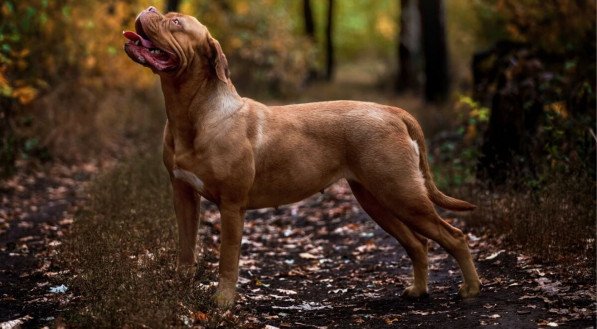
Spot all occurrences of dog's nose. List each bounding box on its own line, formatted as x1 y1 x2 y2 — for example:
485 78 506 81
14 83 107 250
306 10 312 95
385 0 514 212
147 6 157 13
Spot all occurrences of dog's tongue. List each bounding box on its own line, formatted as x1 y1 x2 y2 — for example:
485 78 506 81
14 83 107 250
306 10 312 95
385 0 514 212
123 31 155 48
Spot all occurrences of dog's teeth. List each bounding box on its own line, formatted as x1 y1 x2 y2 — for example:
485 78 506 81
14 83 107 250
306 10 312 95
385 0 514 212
135 40 140 46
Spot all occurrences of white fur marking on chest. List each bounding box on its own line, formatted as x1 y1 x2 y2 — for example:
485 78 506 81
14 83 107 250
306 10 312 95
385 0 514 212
203 85 243 125
173 168 205 193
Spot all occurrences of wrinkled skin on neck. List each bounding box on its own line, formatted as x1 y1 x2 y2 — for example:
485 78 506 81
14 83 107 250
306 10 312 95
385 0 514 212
123 7 240 140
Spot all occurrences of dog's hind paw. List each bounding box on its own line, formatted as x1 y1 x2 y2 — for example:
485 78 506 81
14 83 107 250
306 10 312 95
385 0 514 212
458 282 480 298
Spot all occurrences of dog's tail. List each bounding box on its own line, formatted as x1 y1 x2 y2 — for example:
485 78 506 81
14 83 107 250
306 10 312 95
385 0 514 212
401 113 476 211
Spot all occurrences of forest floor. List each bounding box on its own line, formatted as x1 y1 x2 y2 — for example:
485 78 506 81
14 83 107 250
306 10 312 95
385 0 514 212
0 169 594 328
0 64 595 328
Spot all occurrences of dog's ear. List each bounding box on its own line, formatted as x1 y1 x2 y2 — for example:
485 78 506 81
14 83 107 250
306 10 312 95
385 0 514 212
207 36 230 83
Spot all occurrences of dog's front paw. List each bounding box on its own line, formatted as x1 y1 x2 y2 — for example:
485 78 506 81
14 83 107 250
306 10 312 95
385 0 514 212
458 282 480 298
402 285 429 299
212 288 236 309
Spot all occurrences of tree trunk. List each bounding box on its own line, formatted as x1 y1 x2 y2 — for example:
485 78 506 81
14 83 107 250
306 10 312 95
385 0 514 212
419 0 449 102
476 48 545 183
325 0 335 81
303 0 319 82
166 0 180 12
396 0 421 92
303 0 315 40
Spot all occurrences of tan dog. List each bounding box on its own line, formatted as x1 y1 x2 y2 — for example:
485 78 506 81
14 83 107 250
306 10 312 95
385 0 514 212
124 7 481 308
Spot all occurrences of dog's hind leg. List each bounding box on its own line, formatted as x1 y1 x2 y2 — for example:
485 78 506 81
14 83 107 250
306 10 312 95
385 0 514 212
350 160 480 297
349 181 429 298
382 190 481 298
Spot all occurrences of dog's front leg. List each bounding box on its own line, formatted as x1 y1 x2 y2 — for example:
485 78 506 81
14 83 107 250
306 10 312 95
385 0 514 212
213 204 245 308
171 179 200 274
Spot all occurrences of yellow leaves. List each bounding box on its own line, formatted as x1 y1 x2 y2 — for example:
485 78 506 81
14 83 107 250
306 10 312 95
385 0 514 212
192 310 208 322
0 66 11 96
465 124 478 143
12 85 38 105
1 2 14 16
229 37 243 51
0 63 39 104
234 1 250 16
384 316 401 325
13 48 30 59
376 15 395 41
545 101 568 119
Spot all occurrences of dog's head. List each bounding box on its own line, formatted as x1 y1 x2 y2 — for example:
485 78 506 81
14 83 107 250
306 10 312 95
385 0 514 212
123 7 229 82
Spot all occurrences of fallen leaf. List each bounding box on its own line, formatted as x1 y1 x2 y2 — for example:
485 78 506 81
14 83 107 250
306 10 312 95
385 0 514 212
49 284 68 293
384 317 400 324
485 250 505 260
276 289 298 295
193 311 208 322
299 252 318 259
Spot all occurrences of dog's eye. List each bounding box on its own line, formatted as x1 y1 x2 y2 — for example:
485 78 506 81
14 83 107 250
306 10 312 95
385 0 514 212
172 18 181 26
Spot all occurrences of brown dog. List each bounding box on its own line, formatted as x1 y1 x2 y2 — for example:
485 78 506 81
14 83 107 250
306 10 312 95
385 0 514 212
124 7 481 308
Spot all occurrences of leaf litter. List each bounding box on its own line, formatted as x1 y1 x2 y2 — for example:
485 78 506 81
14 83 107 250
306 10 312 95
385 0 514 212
2 162 595 328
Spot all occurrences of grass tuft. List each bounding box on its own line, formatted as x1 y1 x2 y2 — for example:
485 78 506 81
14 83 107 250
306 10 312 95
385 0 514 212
465 172 596 278
61 153 239 328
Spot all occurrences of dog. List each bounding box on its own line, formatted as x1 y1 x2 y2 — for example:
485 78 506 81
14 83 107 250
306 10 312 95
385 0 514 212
123 7 481 308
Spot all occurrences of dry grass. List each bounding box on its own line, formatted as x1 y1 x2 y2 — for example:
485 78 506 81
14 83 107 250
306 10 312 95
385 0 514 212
23 83 166 164
463 173 596 278
61 153 239 328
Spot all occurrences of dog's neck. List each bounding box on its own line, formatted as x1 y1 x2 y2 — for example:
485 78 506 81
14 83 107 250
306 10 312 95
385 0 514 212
160 75 243 141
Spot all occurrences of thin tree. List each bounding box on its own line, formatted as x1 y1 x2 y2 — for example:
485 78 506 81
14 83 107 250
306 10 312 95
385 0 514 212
303 0 316 40
419 0 449 102
303 0 319 81
396 0 421 91
325 0 335 81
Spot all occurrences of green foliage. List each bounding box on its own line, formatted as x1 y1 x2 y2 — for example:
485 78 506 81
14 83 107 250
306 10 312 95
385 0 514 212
0 0 163 176
195 0 315 96
313 0 397 61
462 0 596 186
0 0 50 176
432 95 490 189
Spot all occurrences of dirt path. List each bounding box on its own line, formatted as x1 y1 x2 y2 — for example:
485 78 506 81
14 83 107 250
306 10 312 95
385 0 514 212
196 182 595 328
0 162 95 327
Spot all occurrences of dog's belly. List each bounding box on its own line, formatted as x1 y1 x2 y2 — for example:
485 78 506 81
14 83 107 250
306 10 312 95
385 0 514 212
245 168 347 209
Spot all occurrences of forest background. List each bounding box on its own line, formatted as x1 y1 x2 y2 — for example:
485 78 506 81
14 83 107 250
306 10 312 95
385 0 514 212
0 0 594 327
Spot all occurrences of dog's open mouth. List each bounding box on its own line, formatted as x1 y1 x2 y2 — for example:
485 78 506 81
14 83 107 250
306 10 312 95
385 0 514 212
123 19 178 71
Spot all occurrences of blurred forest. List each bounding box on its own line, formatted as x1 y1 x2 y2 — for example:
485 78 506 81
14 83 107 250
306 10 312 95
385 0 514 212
0 0 595 327
1 0 595 255
1 0 595 257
